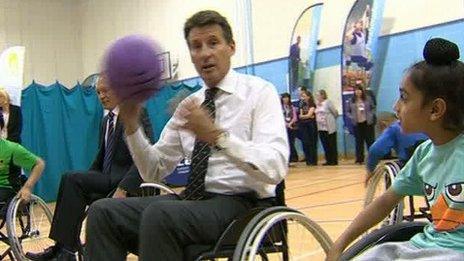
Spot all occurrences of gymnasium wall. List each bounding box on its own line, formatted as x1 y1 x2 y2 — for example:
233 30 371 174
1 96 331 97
0 0 82 88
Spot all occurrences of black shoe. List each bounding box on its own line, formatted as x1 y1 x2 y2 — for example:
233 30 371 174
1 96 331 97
26 245 59 261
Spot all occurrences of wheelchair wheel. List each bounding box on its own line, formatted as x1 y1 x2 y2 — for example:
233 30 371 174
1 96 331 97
233 207 333 261
6 195 54 260
364 161 403 228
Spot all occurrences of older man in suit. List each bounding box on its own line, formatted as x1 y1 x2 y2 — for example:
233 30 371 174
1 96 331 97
26 75 154 261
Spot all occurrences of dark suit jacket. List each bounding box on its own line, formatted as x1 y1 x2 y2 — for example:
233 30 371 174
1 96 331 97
6 104 22 143
89 108 153 193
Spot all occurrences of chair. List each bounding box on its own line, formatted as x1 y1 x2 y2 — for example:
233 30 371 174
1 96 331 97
140 182 334 261
0 175 54 260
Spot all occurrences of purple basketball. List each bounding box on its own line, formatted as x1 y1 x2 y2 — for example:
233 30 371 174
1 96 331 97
103 35 163 102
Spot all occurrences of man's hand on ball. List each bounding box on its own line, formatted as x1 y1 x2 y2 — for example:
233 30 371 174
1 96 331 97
119 99 143 135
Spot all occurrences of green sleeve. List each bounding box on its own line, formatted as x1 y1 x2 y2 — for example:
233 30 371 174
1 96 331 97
392 143 424 196
12 143 38 171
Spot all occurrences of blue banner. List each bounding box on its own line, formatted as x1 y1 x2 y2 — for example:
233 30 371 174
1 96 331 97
341 0 385 134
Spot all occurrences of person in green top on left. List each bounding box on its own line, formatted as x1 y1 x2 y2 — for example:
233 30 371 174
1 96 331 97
0 113 45 203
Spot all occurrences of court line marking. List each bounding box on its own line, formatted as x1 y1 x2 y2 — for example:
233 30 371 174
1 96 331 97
295 198 363 210
286 182 362 201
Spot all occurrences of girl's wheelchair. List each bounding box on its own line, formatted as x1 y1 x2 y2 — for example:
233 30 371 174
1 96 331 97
0 179 54 260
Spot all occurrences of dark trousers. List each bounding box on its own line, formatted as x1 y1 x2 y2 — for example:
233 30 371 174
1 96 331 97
299 120 318 165
0 187 15 215
319 131 338 165
85 194 256 261
354 121 375 163
287 128 298 162
290 60 299 89
49 171 115 251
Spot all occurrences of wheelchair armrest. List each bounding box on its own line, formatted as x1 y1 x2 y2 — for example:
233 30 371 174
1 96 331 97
139 182 179 197
341 221 427 260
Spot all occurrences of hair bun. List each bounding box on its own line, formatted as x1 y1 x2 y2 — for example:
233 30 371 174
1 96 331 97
423 38 460 65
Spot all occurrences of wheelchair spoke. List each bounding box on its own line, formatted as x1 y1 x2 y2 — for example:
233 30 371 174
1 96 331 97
239 211 332 261
7 195 55 260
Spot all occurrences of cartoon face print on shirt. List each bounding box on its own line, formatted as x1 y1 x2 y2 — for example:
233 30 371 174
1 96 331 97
426 181 464 231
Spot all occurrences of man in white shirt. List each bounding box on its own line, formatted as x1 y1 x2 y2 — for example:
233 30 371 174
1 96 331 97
85 10 288 261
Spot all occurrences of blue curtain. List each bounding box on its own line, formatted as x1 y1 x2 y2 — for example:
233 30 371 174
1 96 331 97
20 81 200 202
21 82 103 202
146 83 201 141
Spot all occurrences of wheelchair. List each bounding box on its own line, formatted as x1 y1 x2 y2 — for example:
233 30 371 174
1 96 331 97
0 190 54 260
340 221 427 260
364 160 431 228
140 182 334 261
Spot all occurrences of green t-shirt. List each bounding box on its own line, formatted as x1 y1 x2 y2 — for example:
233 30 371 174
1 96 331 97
0 139 38 188
392 133 464 252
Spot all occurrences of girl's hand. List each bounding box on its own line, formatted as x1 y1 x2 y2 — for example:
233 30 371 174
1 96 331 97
18 186 32 202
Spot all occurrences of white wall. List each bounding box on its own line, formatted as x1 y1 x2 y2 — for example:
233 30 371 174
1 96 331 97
317 0 464 50
381 0 464 36
251 0 318 62
80 0 242 81
0 0 82 87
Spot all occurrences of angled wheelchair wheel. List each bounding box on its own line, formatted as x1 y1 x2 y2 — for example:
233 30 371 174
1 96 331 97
6 195 54 260
233 206 333 261
364 161 403 228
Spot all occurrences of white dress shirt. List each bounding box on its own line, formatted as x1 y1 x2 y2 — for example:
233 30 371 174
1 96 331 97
126 69 289 198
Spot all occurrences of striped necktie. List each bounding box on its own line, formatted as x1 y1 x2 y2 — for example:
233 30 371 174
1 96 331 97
103 111 115 175
182 88 219 200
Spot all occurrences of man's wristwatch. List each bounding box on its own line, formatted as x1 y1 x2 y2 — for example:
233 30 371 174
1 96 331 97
215 131 229 150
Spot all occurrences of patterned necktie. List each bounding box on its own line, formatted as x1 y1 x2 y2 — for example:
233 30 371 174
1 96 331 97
103 111 115 175
182 88 219 200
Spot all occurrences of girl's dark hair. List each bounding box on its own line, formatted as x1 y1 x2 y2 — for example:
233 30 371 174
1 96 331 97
280 92 291 104
184 10 234 45
301 90 316 107
408 38 464 132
